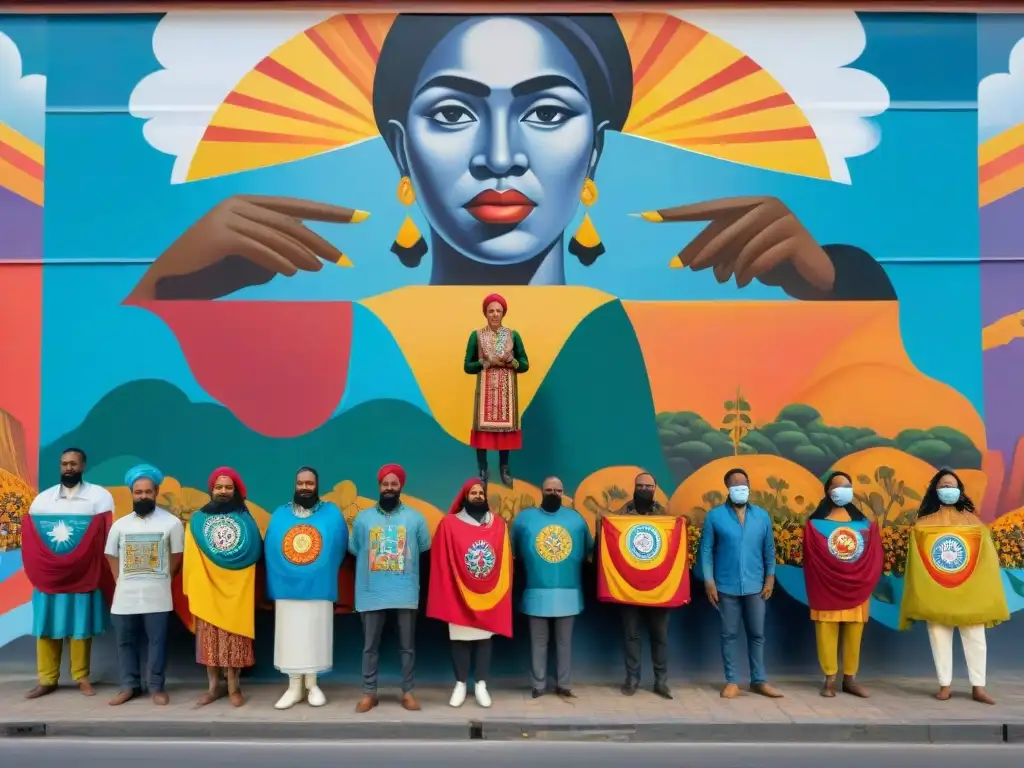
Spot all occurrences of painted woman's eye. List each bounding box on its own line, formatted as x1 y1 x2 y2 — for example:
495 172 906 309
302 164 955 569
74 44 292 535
428 105 476 126
522 105 575 126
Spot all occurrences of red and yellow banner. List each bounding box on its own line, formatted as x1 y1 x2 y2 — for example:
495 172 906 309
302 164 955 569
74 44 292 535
427 514 512 637
915 526 982 589
597 515 690 607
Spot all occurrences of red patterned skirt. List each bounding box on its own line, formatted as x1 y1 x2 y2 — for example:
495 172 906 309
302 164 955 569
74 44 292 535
471 366 521 450
195 618 255 668
470 430 522 450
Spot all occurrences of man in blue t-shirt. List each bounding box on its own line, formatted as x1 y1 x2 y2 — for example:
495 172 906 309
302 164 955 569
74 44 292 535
511 476 593 698
349 463 430 713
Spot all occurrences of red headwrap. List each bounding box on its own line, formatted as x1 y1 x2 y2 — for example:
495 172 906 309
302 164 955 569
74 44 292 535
208 466 247 498
447 478 486 516
482 293 507 315
377 463 407 487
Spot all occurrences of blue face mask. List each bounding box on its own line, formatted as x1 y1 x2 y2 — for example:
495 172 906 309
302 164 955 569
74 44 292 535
728 485 750 505
829 486 854 507
936 487 961 506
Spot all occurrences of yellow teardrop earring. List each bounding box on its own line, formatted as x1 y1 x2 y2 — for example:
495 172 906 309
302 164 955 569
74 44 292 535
391 176 428 268
568 178 604 266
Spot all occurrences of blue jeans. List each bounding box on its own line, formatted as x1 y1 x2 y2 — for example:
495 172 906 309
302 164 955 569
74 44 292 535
112 611 171 693
718 593 767 685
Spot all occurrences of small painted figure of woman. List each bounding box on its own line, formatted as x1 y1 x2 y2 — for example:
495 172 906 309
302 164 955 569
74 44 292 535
464 293 529 486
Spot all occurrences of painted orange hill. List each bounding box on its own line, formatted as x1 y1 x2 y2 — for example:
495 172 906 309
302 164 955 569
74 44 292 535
624 301 985 449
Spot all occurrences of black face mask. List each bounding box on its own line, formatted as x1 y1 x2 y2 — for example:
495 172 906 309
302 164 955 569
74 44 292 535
378 492 400 512
633 489 655 510
293 490 319 509
61 472 82 488
463 500 489 522
133 498 157 517
540 493 562 512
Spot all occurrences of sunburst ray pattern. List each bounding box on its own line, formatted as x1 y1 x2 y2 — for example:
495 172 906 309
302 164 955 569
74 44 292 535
187 13 395 182
979 123 1024 208
0 121 43 205
617 13 829 180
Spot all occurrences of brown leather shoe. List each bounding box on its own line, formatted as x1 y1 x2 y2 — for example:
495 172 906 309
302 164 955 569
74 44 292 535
78 680 96 697
108 689 135 706
152 691 170 706
751 682 784 698
935 685 952 701
842 676 869 698
720 683 740 699
820 675 836 698
25 684 58 699
355 694 378 713
401 692 421 711
972 686 996 705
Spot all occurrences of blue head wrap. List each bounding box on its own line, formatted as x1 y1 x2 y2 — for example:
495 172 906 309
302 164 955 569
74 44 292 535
125 463 164 491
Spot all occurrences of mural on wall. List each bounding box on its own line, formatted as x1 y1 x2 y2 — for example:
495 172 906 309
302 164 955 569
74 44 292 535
0 10 1015 649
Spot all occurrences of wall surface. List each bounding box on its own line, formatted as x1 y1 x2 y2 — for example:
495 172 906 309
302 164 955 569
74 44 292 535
1 7 1024 684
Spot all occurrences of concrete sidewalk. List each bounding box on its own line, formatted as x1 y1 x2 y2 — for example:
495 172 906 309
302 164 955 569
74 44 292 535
1 677 1023 743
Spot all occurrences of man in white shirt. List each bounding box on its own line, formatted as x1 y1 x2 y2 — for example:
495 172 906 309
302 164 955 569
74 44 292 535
104 463 184 705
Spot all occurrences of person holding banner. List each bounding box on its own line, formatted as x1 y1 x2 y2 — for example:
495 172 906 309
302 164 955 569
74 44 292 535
23 448 115 699
598 472 689 700
183 467 264 707
802 471 883 698
700 468 783 699
428 479 513 709
899 469 1007 705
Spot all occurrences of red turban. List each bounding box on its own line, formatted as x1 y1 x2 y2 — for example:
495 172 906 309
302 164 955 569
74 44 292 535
208 466 247 498
447 478 486 516
377 463 407 487
482 293 507 315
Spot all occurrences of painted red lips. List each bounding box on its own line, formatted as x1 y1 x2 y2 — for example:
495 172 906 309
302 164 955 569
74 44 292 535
464 189 537 225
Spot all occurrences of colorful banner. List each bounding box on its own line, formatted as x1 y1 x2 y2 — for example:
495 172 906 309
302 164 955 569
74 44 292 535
802 519 883 611
427 514 512 637
597 515 690 607
21 511 114 601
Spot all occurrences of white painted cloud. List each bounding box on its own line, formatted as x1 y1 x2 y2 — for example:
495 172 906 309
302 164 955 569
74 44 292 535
675 9 889 184
129 11 333 184
0 31 45 146
979 37 1024 145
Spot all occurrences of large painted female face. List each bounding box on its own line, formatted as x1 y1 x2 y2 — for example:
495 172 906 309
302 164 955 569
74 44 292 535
399 17 597 265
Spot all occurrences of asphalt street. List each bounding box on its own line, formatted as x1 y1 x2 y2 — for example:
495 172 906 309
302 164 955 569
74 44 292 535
2 739 1023 767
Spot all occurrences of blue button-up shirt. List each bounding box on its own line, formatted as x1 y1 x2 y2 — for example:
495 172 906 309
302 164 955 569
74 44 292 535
699 503 775 597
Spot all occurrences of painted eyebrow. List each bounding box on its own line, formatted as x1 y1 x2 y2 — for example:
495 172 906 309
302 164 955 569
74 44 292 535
416 75 490 98
512 75 584 98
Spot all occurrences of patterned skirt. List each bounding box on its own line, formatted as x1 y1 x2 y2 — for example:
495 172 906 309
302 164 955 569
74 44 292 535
195 617 255 668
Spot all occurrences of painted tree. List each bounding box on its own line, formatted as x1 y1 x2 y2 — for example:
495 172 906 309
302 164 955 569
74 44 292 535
721 387 753 455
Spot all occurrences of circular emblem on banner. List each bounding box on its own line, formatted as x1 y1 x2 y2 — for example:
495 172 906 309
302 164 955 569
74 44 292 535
827 526 865 563
464 539 497 579
930 534 969 574
203 515 243 554
627 523 662 562
282 524 323 566
535 524 572 564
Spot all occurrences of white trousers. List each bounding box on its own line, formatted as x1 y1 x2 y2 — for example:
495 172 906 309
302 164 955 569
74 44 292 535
926 622 986 687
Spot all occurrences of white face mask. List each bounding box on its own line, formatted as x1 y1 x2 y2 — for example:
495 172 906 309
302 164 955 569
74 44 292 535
728 485 749 505
829 486 854 506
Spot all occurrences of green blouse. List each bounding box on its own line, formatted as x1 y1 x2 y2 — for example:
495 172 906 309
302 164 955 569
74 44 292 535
463 329 530 375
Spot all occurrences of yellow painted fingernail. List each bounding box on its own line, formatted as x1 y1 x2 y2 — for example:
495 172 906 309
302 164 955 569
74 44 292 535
629 211 664 222
334 254 354 267
668 255 684 268
350 210 371 223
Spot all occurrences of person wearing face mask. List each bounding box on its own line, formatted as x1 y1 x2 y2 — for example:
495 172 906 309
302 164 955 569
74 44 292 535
349 463 431 713
22 448 115 700
899 469 1008 705
802 472 883 698
428 479 512 708
699 468 782 699
511 476 592 698
103 463 184 706
183 467 264 707
264 466 348 710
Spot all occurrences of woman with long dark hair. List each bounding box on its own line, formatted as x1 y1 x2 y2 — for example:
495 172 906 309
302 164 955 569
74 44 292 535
802 472 882 698
899 469 1008 704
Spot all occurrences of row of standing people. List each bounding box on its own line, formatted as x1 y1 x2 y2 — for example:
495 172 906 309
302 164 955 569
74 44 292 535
20 451 1008 708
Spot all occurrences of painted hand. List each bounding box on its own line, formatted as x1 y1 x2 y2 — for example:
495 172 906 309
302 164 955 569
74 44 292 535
635 196 836 295
127 195 369 301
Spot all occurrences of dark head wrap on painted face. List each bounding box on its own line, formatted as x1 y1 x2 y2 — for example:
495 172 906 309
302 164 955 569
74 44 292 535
808 471 867 521
293 465 320 509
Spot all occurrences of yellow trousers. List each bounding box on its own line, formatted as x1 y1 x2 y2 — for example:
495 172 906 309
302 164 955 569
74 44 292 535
814 621 864 677
37 637 92 685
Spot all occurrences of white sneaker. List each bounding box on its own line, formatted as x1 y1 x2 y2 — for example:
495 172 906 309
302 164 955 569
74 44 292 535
304 674 327 707
449 681 467 708
474 681 492 708
274 676 304 710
